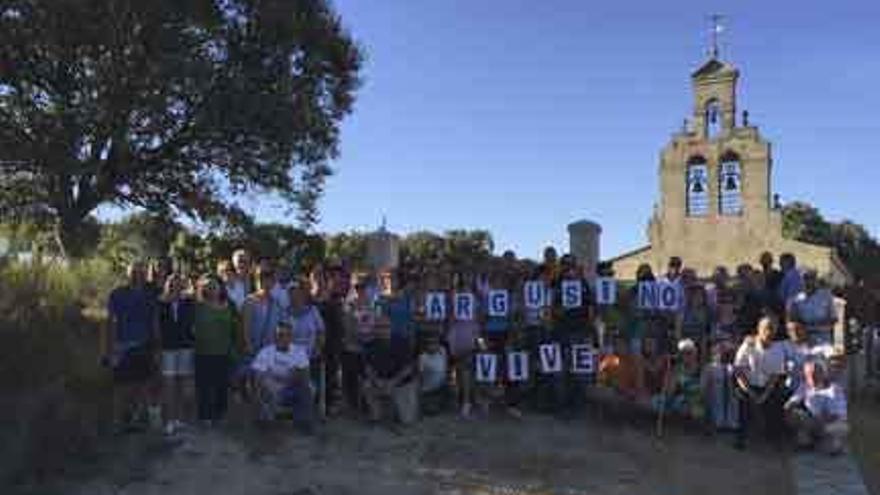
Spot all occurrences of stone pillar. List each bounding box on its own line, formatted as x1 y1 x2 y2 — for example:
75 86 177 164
568 220 602 281
366 228 400 272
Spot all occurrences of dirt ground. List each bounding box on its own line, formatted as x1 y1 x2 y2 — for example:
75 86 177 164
25 408 796 495
851 394 880 495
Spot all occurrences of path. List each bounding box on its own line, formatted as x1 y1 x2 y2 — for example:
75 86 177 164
793 451 871 495
53 415 796 495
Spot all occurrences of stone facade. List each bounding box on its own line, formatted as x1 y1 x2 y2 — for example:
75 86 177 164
568 220 601 282
609 57 852 285
366 226 400 272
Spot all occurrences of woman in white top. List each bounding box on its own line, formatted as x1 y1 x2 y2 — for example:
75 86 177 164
734 316 787 449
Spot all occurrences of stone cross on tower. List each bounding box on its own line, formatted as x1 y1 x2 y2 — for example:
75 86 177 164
709 14 724 59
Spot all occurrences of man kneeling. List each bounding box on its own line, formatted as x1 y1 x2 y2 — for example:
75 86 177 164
784 359 848 455
362 324 418 425
252 321 313 429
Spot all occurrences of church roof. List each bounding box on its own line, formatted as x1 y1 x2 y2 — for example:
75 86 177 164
605 244 652 264
691 58 738 79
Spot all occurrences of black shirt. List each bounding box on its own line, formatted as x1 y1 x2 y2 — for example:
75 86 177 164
364 338 415 382
158 298 196 350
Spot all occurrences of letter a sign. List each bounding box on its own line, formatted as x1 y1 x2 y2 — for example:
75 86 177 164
425 292 446 321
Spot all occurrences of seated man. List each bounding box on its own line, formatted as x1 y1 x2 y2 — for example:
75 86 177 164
362 324 418 425
418 333 450 416
251 321 313 428
784 359 848 454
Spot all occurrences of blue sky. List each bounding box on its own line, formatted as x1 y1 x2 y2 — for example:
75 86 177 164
259 0 880 260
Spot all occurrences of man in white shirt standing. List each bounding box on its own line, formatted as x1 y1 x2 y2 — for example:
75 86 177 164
252 321 312 428
787 270 837 347
734 316 787 449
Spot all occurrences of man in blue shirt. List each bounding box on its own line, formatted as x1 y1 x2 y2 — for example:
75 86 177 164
102 261 160 431
778 253 804 310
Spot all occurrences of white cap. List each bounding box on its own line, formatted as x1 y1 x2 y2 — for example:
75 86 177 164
677 338 697 353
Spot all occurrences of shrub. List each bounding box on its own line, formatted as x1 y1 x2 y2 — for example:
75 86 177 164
0 259 119 485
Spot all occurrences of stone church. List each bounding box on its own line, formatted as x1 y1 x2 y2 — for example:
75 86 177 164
609 54 852 285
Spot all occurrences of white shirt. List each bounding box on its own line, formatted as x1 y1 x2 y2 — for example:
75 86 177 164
789 289 835 332
288 305 325 356
271 283 291 313
251 344 309 380
735 337 786 387
789 383 847 421
226 279 248 310
419 349 448 392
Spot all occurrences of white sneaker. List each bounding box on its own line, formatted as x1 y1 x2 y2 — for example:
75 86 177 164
460 403 472 419
164 421 177 437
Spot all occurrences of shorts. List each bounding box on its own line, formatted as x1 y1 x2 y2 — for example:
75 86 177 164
161 348 195 377
113 346 155 384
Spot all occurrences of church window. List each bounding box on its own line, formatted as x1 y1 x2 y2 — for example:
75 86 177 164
705 99 722 139
719 152 742 215
686 156 709 217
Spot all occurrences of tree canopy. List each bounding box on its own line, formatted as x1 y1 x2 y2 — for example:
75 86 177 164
324 229 497 274
782 201 880 284
0 0 362 257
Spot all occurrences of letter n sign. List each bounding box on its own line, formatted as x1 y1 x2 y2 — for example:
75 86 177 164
637 281 658 310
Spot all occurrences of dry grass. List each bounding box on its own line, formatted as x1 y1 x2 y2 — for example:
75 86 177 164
0 260 117 488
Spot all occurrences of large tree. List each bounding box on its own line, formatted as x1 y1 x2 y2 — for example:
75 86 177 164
0 0 362 257
782 201 880 284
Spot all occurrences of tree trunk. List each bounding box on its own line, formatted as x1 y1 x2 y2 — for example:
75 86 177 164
55 215 92 260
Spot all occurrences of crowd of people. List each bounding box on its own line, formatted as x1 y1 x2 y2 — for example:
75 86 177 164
100 246 851 455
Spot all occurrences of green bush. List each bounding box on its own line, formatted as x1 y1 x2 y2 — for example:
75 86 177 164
0 259 119 485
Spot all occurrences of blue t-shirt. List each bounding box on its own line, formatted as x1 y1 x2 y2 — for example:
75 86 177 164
108 285 157 346
379 295 413 338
